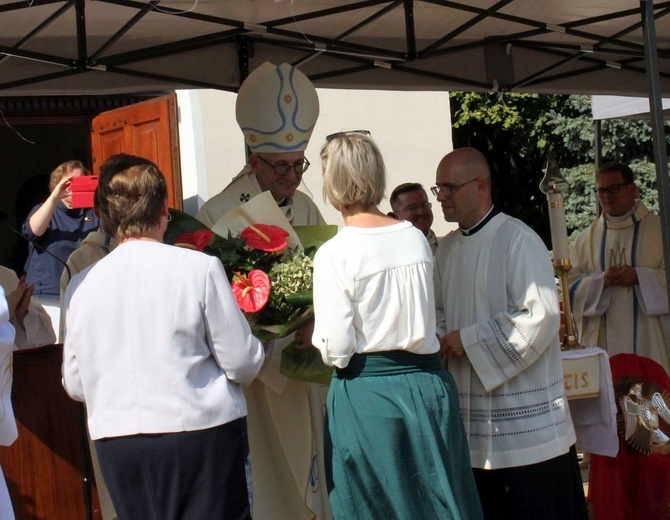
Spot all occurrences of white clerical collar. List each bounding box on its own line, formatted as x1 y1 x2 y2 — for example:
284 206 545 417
461 206 498 236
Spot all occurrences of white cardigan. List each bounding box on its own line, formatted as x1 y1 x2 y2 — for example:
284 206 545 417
62 240 264 440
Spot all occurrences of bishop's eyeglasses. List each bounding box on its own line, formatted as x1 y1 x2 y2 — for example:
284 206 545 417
256 155 310 176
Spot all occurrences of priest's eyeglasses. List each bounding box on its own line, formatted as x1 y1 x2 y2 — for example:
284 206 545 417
594 182 632 197
257 155 310 176
430 178 479 196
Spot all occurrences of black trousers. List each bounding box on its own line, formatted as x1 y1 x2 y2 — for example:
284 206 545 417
95 419 250 520
473 445 588 520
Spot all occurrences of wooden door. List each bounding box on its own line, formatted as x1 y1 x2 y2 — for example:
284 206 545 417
91 94 183 209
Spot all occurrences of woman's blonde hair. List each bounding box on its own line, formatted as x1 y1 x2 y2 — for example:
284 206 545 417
320 132 385 208
49 160 90 192
96 164 167 239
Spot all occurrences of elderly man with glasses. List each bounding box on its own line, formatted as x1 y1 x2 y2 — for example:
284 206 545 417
432 147 586 520
197 62 330 520
389 183 439 254
568 161 670 372
197 62 326 229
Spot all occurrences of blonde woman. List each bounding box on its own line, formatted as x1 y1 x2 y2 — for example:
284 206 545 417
312 132 483 519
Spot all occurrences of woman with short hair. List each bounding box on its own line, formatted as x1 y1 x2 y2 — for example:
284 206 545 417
312 132 483 519
22 160 99 330
62 163 264 520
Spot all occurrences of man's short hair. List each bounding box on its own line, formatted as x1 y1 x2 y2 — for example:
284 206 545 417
390 183 426 211
597 161 634 184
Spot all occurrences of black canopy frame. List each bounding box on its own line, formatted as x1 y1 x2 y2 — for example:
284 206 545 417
0 0 668 298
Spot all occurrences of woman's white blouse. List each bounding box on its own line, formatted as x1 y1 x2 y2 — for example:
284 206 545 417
62 241 264 440
312 221 439 368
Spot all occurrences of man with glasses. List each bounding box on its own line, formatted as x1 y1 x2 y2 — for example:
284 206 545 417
389 183 439 254
432 147 586 520
197 62 330 520
569 161 669 371
197 62 326 229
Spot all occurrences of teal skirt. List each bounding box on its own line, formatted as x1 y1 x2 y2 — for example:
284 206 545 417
325 351 483 520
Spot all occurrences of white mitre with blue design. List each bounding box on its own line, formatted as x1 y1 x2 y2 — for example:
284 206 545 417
235 62 320 153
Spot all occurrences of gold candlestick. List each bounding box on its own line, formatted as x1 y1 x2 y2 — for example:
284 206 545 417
540 159 582 351
553 258 582 350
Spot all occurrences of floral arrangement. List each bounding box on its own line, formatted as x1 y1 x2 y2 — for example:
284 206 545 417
166 210 334 342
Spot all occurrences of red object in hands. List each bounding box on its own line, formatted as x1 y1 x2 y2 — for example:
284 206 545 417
240 224 289 252
70 176 99 209
232 270 271 312
174 229 214 251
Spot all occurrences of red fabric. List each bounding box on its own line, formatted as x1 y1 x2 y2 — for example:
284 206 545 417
588 353 670 520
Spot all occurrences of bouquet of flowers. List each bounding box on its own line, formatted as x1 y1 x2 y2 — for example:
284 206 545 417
164 205 337 344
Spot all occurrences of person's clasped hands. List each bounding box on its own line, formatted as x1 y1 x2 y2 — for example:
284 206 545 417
604 264 638 288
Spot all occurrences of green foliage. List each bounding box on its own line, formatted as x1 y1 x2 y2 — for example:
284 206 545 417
545 97 665 165
450 92 576 245
450 92 667 248
210 232 280 281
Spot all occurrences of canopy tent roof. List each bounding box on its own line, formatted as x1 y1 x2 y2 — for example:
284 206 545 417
592 95 670 119
0 0 669 96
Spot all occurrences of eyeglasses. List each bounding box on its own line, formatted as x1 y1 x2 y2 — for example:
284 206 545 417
430 178 479 196
396 202 432 213
594 182 633 197
325 130 371 142
256 155 310 176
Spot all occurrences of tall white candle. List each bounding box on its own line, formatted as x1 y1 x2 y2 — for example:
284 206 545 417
547 192 569 260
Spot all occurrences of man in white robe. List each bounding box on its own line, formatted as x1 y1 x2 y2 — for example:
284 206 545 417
433 148 586 520
197 62 330 520
196 61 326 231
569 161 670 372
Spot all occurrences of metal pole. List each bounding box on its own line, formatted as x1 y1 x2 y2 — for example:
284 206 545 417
641 0 670 311
594 118 603 216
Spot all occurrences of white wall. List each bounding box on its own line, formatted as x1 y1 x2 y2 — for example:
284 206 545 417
177 88 456 237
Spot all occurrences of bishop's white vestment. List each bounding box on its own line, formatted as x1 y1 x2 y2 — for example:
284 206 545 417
196 167 326 229
198 167 330 520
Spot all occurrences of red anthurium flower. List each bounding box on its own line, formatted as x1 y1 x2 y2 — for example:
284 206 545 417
240 224 289 252
232 270 271 313
174 229 214 251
